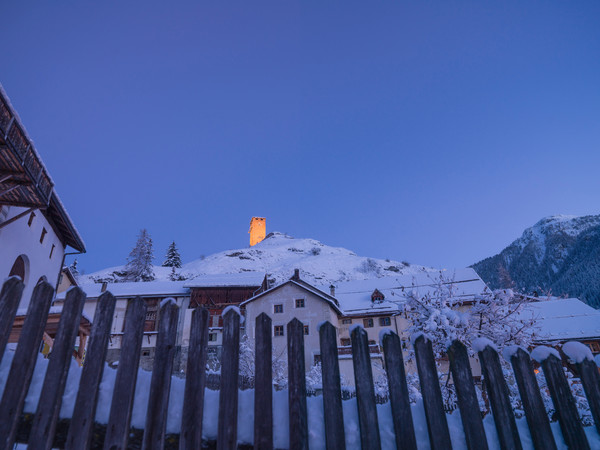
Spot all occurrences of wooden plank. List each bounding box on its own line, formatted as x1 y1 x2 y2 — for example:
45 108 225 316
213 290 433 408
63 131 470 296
381 331 416 450
0 277 23 361
0 280 54 450
413 335 451 450
478 345 522 450
254 313 273 450
577 358 600 436
508 348 556 450
319 321 346 450
65 291 117 450
217 308 241 450
447 340 488 450
351 325 381 450
142 299 179 449
29 287 86 450
180 307 210 450
540 354 590 449
288 318 308 450
103 297 147 450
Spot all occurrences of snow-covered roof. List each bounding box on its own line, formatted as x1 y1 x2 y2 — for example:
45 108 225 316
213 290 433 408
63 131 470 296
327 268 487 315
55 281 190 300
183 272 266 288
517 298 600 342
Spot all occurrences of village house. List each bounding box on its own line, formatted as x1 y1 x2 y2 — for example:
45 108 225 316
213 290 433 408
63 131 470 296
0 84 86 308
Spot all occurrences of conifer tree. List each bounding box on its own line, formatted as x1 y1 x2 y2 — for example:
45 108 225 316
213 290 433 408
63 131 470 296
162 241 182 268
125 229 155 281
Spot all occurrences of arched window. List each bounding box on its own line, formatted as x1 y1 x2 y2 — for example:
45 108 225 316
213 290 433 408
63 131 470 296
9 255 29 285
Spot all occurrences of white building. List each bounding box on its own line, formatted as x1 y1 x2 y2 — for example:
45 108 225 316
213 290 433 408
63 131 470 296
0 84 85 306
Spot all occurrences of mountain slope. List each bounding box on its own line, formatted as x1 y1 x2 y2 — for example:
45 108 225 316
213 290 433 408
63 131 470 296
472 215 600 307
85 232 432 286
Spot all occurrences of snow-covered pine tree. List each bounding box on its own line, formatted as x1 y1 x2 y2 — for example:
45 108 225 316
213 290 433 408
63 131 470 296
124 229 155 282
162 241 182 268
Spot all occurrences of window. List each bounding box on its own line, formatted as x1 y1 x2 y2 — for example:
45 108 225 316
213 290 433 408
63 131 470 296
274 304 283 314
589 342 600 353
295 299 305 308
144 299 159 332
142 350 151 357
341 318 352 324
340 338 351 346
363 318 374 328
274 325 284 336
8 255 27 283
28 212 35 227
209 333 217 342
379 317 391 326
49 244 55 259
303 325 309 335
40 227 47 244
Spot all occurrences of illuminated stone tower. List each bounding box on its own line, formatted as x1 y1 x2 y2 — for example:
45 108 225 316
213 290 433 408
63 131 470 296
249 217 266 246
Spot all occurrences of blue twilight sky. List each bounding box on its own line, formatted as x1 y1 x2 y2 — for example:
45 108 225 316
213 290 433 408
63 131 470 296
1 2 599 273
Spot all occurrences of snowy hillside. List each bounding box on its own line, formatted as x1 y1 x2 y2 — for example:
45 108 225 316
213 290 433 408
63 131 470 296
472 214 600 307
84 232 432 286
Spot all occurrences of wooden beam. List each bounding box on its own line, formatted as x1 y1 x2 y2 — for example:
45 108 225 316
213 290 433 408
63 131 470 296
0 207 36 231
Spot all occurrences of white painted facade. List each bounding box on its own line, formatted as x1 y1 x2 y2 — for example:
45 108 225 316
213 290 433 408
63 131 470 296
0 206 65 307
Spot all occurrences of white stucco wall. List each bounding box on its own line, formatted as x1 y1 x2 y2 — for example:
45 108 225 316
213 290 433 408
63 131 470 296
244 283 340 370
0 206 65 308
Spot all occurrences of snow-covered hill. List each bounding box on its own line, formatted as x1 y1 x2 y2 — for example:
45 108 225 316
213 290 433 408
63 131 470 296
84 232 432 286
472 214 600 308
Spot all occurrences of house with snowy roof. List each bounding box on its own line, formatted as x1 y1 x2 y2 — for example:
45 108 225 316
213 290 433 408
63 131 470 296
0 84 85 307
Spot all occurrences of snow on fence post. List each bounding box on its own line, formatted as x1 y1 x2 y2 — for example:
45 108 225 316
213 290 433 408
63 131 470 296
180 307 210 450
288 318 308 450
104 297 147 450
536 351 590 449
447 340 488 450
506 348 557 450
218 307 241 450
0 277 23 360
381 331 416 450
66 291 117 450
319 321 346 450
0 280 54 450
254 312 273 450
142 299 179 449
412 334 451 450
29 286 86 450
477 344 522 450
351 325 381 450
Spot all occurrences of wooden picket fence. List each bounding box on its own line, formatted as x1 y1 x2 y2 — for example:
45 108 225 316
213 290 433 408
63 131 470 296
0 277 600 449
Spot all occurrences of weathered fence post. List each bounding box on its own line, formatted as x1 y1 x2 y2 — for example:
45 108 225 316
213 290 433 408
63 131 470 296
577 358 600 436
254 313 273 450
288 318 308 450
142 299 179 450
0 280 54 450
447 340 488 450
103 297 147 450
66 291 117 450
29 287 86 450
536 351 590 450
477 343 522 450
413 334 451 450
320 321 346 450
381 331 416 450
217 307 241 450
506 348 556 450
351 325 381 450
180 307 210 450
0 277 24 361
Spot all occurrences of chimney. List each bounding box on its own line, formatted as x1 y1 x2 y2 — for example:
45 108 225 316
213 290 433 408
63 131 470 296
291 269 300 281
330 284 335 297
101 281 108 293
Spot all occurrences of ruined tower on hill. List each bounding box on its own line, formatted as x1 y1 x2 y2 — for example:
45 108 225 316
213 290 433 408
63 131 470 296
249 217 266 246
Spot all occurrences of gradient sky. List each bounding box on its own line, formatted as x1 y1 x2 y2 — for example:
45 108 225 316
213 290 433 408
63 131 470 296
2 2 599 273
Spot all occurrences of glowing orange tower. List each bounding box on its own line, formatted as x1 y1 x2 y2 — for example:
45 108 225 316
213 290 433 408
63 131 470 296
249 217 266 246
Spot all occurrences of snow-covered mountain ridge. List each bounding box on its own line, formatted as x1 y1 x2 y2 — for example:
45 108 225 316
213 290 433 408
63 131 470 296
85 232 434 286
472 214 600 308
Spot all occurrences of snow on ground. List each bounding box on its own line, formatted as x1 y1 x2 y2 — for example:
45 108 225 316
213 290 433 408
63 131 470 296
83 232 434 287
1 349 599 448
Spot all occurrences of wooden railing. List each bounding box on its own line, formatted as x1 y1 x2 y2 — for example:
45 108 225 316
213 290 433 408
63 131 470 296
0 277 599 449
